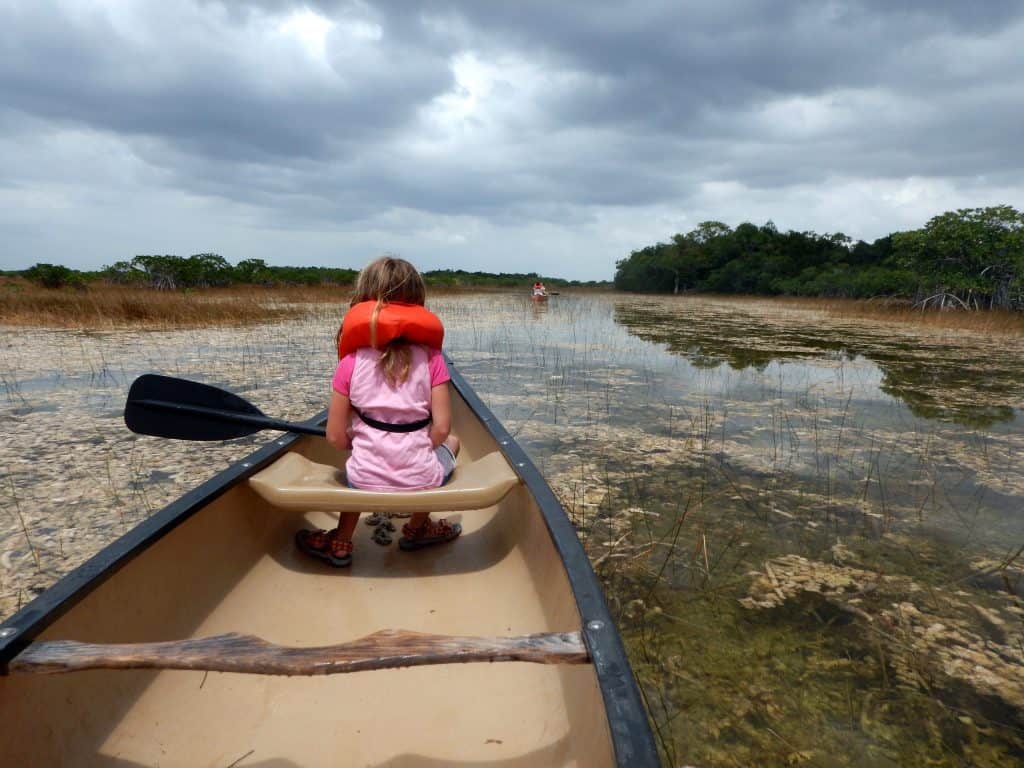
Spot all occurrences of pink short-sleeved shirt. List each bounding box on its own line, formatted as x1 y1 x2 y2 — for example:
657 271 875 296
332 347 450 491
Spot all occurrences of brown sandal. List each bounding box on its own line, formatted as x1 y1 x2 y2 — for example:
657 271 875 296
399 518 462 551
295 528 354 567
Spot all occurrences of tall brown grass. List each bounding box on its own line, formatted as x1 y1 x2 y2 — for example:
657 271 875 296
0 278 553 328
753 295 1024 335
0 279 351 328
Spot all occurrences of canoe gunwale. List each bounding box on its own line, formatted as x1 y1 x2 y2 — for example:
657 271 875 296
0 358 660 766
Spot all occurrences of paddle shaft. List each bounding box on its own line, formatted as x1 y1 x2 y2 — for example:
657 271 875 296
133 398 326 437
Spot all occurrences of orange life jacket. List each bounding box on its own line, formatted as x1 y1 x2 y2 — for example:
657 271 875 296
337 301 444 359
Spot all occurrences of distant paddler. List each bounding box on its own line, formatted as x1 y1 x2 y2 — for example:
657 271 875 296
531 280 549 301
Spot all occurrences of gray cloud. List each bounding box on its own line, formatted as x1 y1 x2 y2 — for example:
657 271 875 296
1 0 1022 279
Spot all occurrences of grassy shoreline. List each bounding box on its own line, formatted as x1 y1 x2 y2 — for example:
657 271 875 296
0 279 321 328
774 295 1024 333
3 278 1022 334
0 280 566 329
626 291 1024 334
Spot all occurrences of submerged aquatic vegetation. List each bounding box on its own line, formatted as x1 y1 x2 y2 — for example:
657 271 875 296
456 294 1024 766
1 291 1023 766
742 554 1024 709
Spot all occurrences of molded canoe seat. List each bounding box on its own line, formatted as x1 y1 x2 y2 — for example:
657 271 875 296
248 451 520 513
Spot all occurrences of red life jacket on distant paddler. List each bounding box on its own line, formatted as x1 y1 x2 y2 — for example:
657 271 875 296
337 301 444 359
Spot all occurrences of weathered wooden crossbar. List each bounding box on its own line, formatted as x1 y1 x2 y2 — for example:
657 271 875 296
9 630 590 676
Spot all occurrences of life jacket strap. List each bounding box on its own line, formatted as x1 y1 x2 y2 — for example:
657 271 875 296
354 409 431 433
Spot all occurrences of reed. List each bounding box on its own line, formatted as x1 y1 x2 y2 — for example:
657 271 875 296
6 476 40 570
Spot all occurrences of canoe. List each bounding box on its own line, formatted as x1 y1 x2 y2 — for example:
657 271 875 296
0 361 658 767
531 293 549 302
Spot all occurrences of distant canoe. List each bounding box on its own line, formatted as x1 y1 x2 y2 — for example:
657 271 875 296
0 360 658 767
531 293 549 301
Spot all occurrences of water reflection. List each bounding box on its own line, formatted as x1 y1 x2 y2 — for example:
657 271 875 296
439 293 1024 766
613 300 1022 428
530 298 550 320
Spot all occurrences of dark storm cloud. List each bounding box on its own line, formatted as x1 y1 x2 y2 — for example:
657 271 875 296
0 2 450 162
407 0 1024 171
2 0 1023 276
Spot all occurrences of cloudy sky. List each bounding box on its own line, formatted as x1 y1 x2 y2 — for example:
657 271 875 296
2 1 1022 280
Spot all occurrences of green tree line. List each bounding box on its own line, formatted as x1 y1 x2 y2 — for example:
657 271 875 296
421 269 580 288
12 255 358 290
614 205 1024 310
13 255 595 291
102 254 359 289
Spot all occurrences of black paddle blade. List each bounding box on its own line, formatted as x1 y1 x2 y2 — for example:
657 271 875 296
125 374 268 441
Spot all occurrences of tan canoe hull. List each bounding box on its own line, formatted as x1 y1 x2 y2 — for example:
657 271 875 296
0 381 640 766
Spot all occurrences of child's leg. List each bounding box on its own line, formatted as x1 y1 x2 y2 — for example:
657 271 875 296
332 512 360 543
407 511 430 530
406 435 462 531
445 435 460 457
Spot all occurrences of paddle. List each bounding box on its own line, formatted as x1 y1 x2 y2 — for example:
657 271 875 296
125 374 326 441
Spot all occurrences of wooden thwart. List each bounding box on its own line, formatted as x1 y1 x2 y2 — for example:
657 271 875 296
10 629 590 676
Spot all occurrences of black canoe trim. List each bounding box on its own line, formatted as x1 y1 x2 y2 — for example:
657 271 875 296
0 360 659 766
445 358 660 767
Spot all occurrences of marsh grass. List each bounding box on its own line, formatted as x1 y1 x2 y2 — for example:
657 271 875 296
768 295 1024 334
0 279 560 329
0 280 350 328
5 476 39 570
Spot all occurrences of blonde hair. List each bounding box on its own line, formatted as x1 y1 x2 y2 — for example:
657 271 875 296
338 256 427 387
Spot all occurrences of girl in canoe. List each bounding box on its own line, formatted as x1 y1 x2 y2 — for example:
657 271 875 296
296 256 462 567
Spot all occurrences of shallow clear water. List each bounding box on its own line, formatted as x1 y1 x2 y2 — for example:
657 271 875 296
2 293 1023 766
444 294 1024 767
